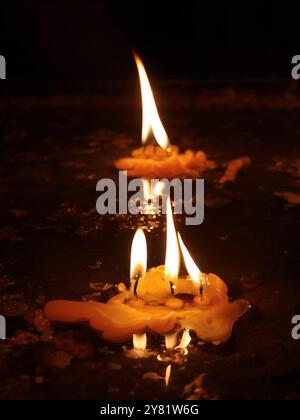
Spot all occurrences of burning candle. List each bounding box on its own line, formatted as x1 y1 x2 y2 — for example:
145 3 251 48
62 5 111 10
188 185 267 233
178 232 229 306
164 199 184 310
44 201 249 346
114 53 216 178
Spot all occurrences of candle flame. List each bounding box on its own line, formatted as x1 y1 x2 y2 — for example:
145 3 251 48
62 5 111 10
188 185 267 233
165 364 172 387
133 333 147 350
134 53 170 150
130 228 147 279
176 329 192 352
178 233 202 285
165 198 180 283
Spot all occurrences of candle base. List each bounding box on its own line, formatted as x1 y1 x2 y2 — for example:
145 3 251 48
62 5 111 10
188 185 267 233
114 145 216 178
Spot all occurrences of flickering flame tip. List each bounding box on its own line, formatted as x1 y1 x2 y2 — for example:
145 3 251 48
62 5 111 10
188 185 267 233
178 233 202 285
130 228 147 280
133 52 170 150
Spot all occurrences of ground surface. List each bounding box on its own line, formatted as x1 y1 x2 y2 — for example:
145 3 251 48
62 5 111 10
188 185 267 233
0 81 300 400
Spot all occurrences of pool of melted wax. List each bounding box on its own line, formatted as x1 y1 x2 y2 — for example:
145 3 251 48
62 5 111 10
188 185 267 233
0 88 300 400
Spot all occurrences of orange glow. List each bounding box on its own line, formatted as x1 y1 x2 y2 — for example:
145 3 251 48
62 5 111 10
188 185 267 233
133 53 170 149
133 333 147 350
165 198 180 283
130 228 147 279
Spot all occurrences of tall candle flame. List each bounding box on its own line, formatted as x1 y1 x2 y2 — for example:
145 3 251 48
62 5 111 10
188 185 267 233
178 233 201 285
134 53 170 150
130 228 147 279
165 198 180 283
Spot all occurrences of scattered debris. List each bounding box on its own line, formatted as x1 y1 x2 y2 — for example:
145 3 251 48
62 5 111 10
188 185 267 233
113 213 162 232
25 309 52 334
108 362 122 371
11 330 39 346
143 371 164 382
0 275 15 291
0 226 23 242
35 295 46 307
1 299 29 317
275 191 300 207
54 332 94 359
219 156 252 186
142 365 172 388
270 159 300 179
34 204 105 238
183 373 217 400
240 272 264 291
157 348 188 365
48 350 72 369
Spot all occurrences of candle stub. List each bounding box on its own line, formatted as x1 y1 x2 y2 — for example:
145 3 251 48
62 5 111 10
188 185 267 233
115 145 217 179
44 266 249 345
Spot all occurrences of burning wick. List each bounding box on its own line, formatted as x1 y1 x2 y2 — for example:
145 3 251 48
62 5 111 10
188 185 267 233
130 228 147 302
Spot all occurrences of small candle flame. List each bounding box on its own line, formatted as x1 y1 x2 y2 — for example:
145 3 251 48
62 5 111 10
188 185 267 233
133 333 147 350
176 329 192 351
178 233 202 286
130 228 147 280
165 364 172 387
133 52 170 149
165 198 180 283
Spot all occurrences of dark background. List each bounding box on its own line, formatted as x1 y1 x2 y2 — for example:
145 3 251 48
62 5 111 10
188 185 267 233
0 0 299 88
